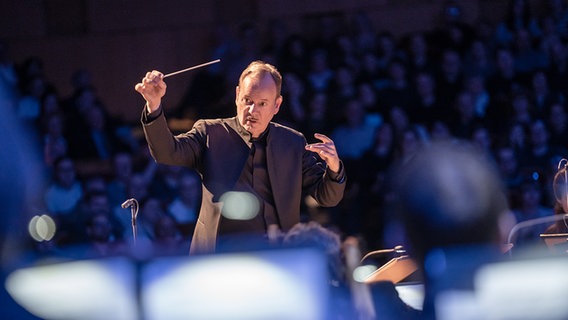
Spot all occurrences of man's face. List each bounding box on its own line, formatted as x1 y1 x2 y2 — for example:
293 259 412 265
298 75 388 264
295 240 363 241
235 73 282 138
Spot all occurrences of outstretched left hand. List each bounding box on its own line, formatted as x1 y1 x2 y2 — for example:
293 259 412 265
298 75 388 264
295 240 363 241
305 133 341 173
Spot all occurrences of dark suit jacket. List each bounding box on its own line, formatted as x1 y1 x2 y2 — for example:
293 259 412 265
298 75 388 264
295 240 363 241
142 111 345 253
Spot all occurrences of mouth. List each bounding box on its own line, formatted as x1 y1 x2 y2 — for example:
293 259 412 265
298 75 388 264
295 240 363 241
245 116 258 125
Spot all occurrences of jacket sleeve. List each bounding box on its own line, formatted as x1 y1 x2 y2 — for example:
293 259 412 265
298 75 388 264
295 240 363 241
141 108 205 168
302 143 346 207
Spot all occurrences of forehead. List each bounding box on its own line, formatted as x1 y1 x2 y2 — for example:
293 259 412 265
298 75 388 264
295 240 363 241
239 73 278 98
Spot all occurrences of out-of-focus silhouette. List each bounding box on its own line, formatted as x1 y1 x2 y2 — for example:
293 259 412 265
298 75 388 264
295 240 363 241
388 141 510 319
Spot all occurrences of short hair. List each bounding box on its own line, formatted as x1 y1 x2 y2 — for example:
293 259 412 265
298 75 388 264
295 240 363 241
283 221 341 256
390 141 509 262
238 60 283 96
283 221 344 283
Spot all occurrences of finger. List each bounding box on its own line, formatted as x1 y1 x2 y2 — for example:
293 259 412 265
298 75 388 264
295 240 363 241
306 144 325 157
142 77 166 91
307 142 334 153
150 70 164 83
151 70 164 78
314 133 332 143
142 77 153 85
306 143 323 149
142 71 162 85
306 145 328 159
309 141 336 152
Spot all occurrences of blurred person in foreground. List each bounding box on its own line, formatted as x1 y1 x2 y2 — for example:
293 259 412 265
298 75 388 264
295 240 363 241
387 140 512 319
282 221 356 319
135 60 346 254
0 76 44 319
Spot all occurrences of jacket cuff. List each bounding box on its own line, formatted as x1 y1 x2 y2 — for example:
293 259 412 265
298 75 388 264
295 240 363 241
141 105 163 124
328 161 346 183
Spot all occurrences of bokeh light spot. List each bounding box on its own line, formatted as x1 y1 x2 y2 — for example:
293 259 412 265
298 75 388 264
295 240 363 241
220 191 260 220
28 215 56 242
353 265 378 283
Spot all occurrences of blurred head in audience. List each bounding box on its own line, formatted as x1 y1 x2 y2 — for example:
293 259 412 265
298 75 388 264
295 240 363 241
283 221 344 285
389 141 510 263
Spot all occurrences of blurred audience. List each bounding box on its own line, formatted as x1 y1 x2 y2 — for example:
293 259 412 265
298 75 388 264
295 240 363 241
43 156 83 234
3 0 566 273
5 2 568 319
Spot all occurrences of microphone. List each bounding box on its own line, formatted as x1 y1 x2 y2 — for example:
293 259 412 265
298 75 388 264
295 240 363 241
360 245 406 263
121 198 135 209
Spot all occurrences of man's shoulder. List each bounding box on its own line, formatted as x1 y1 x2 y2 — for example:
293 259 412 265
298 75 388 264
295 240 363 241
270 122 305 139
194 117 233 126
192 117 236 132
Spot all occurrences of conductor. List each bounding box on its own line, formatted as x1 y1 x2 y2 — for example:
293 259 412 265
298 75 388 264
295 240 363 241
135 60 346 254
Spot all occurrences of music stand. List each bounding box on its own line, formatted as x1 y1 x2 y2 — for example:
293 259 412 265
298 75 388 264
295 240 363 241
540 233 568 253
5 247 331 320
363 255 418 284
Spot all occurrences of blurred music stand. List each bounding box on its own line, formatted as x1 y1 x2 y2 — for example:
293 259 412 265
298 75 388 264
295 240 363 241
542 158 568 254
540 233 568 253
5 247 331 320
364 255 418 284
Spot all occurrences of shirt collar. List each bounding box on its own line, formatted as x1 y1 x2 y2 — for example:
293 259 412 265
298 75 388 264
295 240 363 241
233 117 269 143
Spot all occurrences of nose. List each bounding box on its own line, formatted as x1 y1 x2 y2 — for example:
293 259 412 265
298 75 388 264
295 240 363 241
248 103 258 113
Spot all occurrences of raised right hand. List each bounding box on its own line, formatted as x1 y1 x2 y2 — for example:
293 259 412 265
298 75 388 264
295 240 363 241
134 70 167 113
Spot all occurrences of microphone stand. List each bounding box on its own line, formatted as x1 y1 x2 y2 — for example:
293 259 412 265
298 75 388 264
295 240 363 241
120 198 143 319
121 198 139 245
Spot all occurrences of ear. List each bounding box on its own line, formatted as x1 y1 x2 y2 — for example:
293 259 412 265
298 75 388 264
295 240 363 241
235 86 240 105
274 95 283 115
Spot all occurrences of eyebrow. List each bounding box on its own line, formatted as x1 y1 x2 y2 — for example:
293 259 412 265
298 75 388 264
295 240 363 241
243 95 270 102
